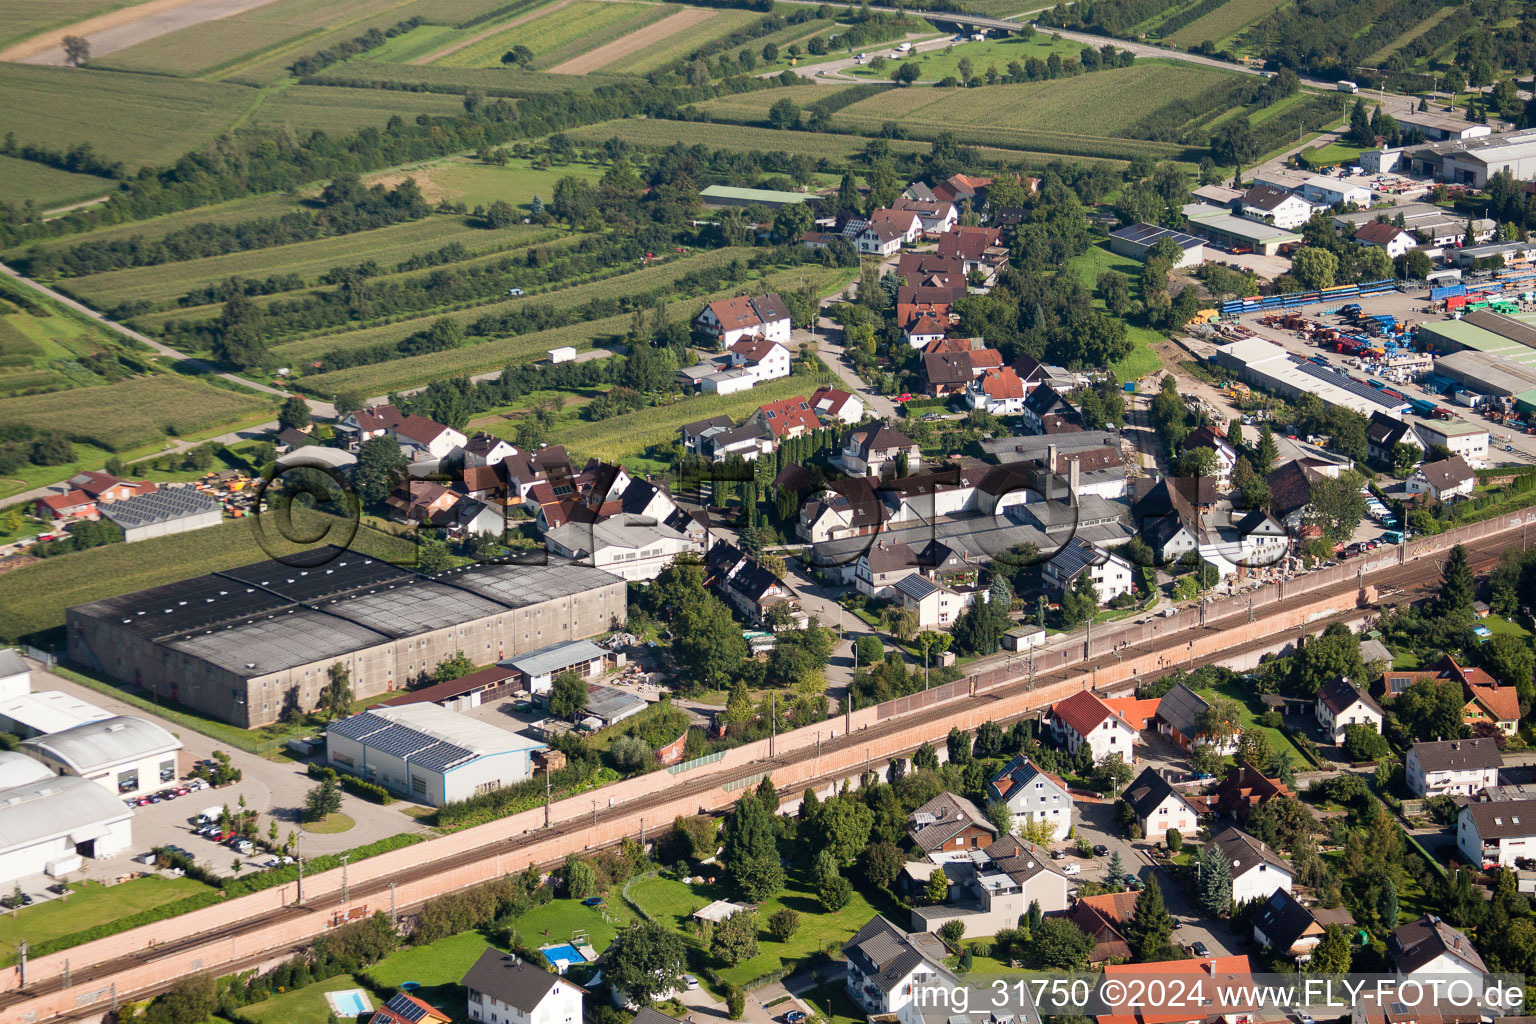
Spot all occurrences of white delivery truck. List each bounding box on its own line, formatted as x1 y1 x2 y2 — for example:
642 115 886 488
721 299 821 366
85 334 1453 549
895 41 912 52
1337 80 1358 93
196 805 223 824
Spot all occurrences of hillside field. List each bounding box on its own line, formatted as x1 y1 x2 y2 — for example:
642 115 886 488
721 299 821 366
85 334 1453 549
0 155 112 209
0 65 250 171
1163 0 1291 49
1 375 275 451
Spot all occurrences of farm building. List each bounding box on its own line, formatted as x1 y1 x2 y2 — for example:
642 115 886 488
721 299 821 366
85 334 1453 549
700 185 819 210
501 639 622 694
0 775 134 887
20 716 183 799
325 703 544 806
100 487 224 542
1183 205 1301 256
66 547 627 728
1212 338 1411 417
0 690 112 739
1108 223 1204 268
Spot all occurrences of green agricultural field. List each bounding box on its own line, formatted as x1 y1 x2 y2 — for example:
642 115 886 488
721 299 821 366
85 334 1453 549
0 65 251 171
244 85 471 133
550 370 834 463
693 82 865 121
302 62 629 93
357 22 464 62
1163 0 1291 49
0 155 113 210
1364 5 1456 64
564 117 1120 169
599 7 764 73
829 64 1231 159
0 512 417 645
211 0 524 85
1 375 275 451
435 1 663 68
840 32 1088 82
0 289 141 396
67 216 545 310
270 246 753 367
0 877 214 963
0 0 147 51
361 155 607 211
4 194 303 267
298 262 854 397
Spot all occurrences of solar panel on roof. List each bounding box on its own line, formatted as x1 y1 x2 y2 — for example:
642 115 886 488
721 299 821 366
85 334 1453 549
386 994 428 1022
411 740 476 772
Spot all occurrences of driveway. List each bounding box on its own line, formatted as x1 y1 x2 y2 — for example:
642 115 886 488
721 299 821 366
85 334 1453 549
806 312 898 420
1073 799 1235 958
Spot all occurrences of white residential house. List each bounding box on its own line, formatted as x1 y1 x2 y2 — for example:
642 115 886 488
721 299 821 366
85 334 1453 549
893 197 959 234
1405 738 1502 798
986 755 1074 842
891 574 974 629
1314 677 1385 744
695 294 792 347
1235 509 1289 567
725 336 792 384
967 367 1029 415
856 221 906 256
1458 798 1536 869
842 422 921 478
1210 826 1293 905
461 947 585 1024
1352 221 1417 259
392 414 468 462
542 515 699 582
1123 767 1201 838
1390 916 1486 982
460 432 519 468
1048 690 1137 765
1406 456 1476 501
1240 185 1317 230
906 834 1072 939
810 386 864 424
1415 420 1489 467
843 916 956 1016
1182 426 1238 488
1042 537 1134 605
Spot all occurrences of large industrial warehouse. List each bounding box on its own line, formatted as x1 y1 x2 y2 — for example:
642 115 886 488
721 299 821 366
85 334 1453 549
66 548 627 728
1419 310 1536 408
1212 338 1411 416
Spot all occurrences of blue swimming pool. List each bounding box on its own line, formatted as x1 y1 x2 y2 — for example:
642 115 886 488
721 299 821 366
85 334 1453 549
541 943 585 967
327 989 371 1016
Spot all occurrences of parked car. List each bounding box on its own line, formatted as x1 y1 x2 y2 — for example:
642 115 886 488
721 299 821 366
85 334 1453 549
785 1012 807 1024
1050 849 1066 860
507 288 524 297
684 975 700 991
1092 844 1109 856
1191 941 1210 957
232 840 255 856
1061 863 1081 875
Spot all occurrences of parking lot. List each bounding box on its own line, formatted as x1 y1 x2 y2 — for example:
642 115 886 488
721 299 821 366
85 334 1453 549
5 663 433 903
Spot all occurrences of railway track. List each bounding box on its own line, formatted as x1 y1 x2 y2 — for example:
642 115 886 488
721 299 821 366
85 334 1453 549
0 529 1518 1022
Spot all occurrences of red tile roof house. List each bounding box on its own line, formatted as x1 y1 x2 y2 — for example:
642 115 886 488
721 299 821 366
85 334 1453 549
747 396 821 438
1353 220 1418 259
391 413 468 462
841 421 921 477
36 472 156 521
810 386 864 424
968 366 1028 414
334 402 407 452
892 196 958 235
694 293 792 348
1050 690 1138 764
938 225 1009 282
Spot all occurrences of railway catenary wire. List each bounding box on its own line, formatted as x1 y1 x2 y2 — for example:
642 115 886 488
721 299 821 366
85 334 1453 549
0 531 1513 1021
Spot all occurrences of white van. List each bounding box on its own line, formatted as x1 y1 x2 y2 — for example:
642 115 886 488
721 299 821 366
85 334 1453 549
895 41 912 52
196 805 223 825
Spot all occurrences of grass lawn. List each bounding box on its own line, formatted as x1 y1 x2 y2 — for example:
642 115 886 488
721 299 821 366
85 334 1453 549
1304 139 1369 168
304 812 355 834
802 980 868 1024
241 972 368 1024
0 877 213 966
626 869 886 988
510 896 635 954
1391 650 1422 669
368 929 496 1018
1069 241 1167 383
1198 680 1306 765
361 156 607 215
1481 613 1531 639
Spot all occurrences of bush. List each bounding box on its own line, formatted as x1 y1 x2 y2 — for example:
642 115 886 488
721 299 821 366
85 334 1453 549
727 986 746 1020
768 907 801 942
